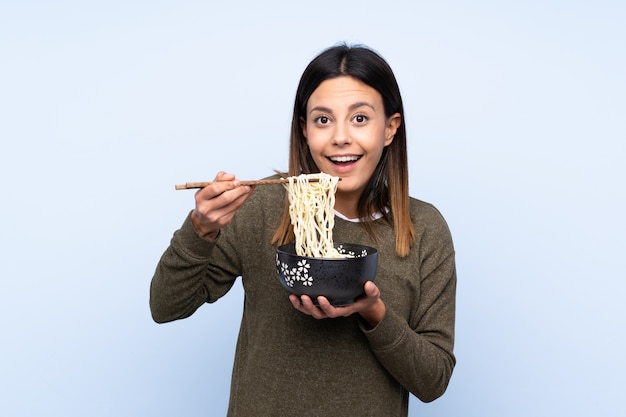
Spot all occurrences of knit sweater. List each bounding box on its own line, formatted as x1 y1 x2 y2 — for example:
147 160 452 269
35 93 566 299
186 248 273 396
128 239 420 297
150 183 456 417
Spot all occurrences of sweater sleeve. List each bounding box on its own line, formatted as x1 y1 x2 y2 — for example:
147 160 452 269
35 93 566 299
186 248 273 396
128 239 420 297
149 212 240 323
361 208 457 403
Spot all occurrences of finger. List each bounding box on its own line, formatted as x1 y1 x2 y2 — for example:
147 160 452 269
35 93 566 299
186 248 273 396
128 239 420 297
318 296 361 318
363 281 380 298
195 175 241 200
350 282 380 311
214 171 235 182
194 192 252 231
289 295 313 313
300 296 328 319
289 294 301 307
195 177 252 217
206 184 253 215
299 295 316 310
316 296 341 317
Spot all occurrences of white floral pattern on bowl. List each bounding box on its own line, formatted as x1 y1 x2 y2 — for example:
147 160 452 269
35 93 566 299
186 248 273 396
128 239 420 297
277 258 312 288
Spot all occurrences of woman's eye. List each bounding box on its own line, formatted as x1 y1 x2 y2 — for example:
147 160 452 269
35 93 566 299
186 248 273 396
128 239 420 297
353 114 368 123
315 116 330 124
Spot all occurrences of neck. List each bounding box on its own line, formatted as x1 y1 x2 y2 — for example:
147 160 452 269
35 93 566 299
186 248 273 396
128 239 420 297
334 192 360 219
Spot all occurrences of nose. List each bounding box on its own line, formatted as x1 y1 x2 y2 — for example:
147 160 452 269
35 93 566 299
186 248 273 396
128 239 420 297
331 123 351 146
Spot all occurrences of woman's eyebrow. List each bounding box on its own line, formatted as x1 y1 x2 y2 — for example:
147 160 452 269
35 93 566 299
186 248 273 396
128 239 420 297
309 106 332 115
349 101 375 111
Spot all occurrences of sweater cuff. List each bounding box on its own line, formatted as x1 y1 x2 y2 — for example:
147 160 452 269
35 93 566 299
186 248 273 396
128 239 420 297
360 307 408 352
173 211 218 259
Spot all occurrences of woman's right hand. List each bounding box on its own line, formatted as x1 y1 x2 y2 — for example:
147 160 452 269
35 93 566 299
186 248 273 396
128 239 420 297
190 171 254 239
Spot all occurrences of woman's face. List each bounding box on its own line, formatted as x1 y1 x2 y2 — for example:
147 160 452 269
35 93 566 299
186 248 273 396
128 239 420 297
301 76 401 216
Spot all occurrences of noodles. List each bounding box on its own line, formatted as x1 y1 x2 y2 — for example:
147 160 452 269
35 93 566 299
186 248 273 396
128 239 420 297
285 173 343 258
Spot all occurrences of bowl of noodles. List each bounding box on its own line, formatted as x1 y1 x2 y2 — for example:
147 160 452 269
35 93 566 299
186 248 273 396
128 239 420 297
276 242 378 306
275 172 378 306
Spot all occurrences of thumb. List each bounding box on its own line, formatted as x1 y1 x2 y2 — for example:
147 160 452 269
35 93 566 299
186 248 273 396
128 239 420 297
364 281 380 298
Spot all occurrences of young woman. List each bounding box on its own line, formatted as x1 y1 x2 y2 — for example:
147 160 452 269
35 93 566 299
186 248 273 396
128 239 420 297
150 44 456 416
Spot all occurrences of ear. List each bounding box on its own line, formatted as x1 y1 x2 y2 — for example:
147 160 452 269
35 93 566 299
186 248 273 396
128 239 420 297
299 116 307 139
384 113 402 146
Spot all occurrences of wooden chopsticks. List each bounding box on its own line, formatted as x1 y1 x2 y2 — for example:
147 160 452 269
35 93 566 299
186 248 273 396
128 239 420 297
175 177 337 190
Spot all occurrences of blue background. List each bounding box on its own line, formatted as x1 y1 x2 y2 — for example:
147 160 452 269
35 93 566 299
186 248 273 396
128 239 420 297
1 1 624 415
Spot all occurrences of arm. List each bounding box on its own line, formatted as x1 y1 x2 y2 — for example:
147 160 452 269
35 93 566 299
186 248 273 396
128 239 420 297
362 250 456 402
149 172 254 323
149 213 237 323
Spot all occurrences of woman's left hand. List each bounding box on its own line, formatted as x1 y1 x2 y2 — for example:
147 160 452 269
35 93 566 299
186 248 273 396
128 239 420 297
289 281 386 328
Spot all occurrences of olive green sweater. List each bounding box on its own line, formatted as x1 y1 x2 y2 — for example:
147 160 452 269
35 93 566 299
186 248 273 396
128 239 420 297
150 183 456 416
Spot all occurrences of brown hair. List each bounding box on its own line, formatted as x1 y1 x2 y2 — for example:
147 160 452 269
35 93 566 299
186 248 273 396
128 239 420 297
271 44 415 257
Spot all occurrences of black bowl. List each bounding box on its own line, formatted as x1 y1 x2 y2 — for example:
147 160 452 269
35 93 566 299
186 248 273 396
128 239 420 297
276 243 379 306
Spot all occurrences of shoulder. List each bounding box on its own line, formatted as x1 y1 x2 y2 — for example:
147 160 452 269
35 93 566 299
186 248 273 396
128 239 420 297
409 197 448 227
409 197 454 248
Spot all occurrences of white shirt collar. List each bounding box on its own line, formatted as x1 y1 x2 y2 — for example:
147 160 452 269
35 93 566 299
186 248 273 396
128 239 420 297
334 209 385 223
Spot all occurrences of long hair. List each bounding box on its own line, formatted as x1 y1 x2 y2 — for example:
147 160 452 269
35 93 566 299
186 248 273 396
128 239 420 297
271 43 415 257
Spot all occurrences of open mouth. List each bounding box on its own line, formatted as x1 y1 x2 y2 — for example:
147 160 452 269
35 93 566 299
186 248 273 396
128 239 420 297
328 155 361 166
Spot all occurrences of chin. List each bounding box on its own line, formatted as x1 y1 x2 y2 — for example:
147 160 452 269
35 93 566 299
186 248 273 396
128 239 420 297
337 182 363 195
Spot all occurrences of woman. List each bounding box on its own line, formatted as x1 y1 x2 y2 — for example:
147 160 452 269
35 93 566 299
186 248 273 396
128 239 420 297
150 44 456 416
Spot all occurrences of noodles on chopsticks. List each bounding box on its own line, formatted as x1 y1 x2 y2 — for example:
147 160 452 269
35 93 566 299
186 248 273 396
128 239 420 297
285 173 344 258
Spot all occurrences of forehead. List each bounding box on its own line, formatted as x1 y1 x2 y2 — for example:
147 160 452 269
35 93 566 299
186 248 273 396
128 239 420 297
307 76 383 109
